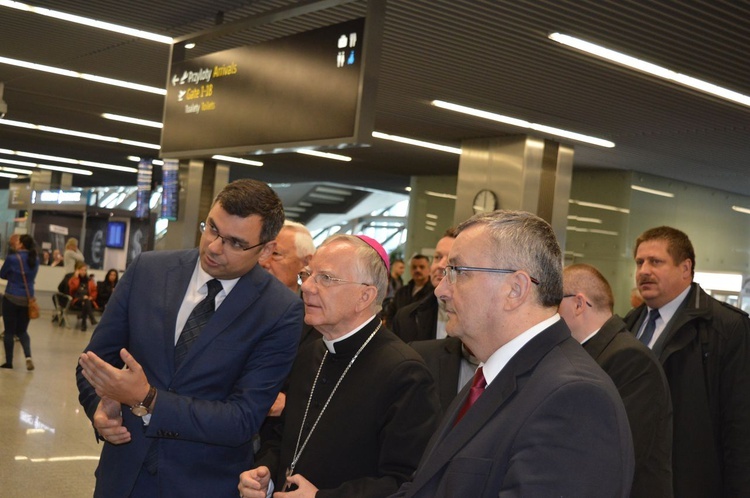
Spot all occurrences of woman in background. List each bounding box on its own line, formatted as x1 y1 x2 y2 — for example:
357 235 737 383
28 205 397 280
50 249 63 267
96 269 119 310
68 261 98 332
0 234 39 370
63 238 84 272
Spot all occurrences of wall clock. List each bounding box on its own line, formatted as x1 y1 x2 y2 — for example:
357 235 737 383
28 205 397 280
472 189 498 214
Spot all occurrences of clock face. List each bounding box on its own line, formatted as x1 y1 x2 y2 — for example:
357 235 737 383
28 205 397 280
473 189 497 214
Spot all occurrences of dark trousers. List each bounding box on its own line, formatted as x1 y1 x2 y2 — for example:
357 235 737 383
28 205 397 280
2 296 32 365
72 298 96 329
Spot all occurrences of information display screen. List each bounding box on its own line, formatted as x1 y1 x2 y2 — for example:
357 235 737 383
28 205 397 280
135 159 153 219
106 221 127 249
161 18 374 158
160 159 179 221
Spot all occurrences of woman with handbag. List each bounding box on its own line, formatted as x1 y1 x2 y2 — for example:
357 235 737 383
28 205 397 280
0 234 39 370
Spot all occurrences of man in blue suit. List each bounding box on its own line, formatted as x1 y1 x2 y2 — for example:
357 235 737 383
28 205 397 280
391 210 635 498
77 179 304 498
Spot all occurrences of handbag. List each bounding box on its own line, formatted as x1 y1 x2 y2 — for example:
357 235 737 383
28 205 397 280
17 254 39 319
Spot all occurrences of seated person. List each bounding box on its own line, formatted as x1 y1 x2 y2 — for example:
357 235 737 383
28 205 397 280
50 249 64 267
96 269 119 309
68 261 99 332
52 269 75 324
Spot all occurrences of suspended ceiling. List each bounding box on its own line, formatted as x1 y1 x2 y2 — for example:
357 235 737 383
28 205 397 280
0 0 748 198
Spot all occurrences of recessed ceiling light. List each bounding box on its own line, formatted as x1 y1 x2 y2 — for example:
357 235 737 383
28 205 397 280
431 100 615 148
549 32 750 109
0 147 134 173
0 56 166 95
0 0 172 44
631 185 674 198
211 155 263 167
102 113 163 128
372 131 461 154
296 149 352 162
0 119 160 149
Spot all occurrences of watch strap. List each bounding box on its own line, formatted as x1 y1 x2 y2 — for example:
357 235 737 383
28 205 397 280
131 385 156 416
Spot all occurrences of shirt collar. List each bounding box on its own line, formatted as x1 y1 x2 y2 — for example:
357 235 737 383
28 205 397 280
580 328 600 345
482 314 561 386
193 260 240 296
650 284 691 326
323 315 377 353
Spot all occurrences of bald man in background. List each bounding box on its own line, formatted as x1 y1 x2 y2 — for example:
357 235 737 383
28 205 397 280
560 263 672 497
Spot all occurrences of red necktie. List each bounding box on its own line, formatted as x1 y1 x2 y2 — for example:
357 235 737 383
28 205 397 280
454 366 487 426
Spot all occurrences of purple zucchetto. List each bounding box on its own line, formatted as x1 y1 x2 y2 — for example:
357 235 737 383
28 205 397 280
355 235 390 272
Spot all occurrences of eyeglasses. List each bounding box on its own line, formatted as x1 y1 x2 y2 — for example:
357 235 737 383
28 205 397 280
199 221 265 252
297 270 371 288
562 294 593 307
442 265 540 285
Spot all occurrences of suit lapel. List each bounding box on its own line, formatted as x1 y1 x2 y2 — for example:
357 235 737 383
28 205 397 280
165 251 199 370
409 322 571 491
582 316 620 360
438 338 463 409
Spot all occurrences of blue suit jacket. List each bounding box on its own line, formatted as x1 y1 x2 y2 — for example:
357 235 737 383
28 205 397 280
391 320 635 497
76 249 303 498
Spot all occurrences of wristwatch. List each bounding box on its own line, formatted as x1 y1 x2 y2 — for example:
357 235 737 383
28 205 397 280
130 385 157 417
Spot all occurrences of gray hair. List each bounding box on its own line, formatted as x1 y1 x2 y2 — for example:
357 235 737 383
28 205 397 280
457 210 563 307
283 220 315 260
319 234 388 310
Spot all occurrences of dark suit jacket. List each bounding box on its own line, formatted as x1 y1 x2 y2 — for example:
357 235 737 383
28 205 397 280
384 280 434 326
76 249 303 498
583 315 673 497
391 319 635 497
393 295 439 343
410 337 464 415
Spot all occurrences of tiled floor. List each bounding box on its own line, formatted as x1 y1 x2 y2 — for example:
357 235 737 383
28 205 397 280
0 311 99 497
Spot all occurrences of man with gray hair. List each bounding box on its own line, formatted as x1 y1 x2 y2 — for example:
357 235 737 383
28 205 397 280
260 220 315 294
392 210 634 497
240 234 439 498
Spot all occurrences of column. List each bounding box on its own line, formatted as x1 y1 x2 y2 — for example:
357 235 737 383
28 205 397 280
454 135 573 249
158 159 229 250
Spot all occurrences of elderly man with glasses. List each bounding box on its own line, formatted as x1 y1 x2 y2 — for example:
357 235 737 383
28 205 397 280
240 234 439 498
391 210 635 498
259 220 315 294
76 179 304 498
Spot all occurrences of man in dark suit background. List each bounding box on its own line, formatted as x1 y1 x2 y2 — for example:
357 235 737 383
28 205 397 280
391 210 634 498
409 337 478 416
393 228 456 342
560 263 672 497
76 179 304 498
624 226 750 497
384 253 432 325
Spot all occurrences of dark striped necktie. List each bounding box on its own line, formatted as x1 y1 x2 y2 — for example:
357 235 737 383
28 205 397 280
174 279 223 367
638 308 660 347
